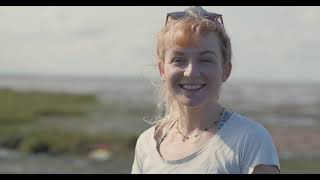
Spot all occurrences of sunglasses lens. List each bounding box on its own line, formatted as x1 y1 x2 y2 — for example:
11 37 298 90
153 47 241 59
168 12 186 19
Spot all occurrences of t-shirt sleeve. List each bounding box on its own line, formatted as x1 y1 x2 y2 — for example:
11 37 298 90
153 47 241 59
240 124 280 174
131 134 143 174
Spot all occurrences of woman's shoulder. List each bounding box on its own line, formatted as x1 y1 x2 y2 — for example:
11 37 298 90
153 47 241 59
135 120 174 147
136 125 156 146
225 112 272 138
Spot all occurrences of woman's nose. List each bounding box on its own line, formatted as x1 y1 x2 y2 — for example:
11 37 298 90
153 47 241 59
184 62 201 78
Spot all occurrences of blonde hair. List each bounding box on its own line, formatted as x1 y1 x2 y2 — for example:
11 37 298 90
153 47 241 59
146 6 232 136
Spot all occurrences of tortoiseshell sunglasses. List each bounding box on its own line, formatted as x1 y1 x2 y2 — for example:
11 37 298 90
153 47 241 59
165 11 224 26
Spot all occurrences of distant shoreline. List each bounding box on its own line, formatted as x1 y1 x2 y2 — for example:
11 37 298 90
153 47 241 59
1 72 320 86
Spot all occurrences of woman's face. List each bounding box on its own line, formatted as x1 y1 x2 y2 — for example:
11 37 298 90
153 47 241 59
159 32 231 107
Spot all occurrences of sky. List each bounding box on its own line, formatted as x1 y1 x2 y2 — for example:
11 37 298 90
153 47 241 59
0 6 320 83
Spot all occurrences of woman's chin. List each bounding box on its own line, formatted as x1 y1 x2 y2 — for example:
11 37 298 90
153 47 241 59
177 97 205 107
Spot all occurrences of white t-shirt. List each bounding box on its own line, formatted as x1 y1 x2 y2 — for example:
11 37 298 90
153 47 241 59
131 112 280 174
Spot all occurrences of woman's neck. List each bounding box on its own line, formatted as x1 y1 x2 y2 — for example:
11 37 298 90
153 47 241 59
177 102 221 136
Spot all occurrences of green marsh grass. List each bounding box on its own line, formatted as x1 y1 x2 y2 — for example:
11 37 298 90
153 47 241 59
0 88 138 155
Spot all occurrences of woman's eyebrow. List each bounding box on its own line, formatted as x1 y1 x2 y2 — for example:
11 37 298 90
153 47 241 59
170 51 185 56
199 50 217 56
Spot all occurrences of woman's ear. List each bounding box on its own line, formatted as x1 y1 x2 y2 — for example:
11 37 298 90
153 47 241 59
222 62 232 82
158 60 165 81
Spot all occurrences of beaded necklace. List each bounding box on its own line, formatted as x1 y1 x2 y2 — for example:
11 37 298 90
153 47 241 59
175 108 225 142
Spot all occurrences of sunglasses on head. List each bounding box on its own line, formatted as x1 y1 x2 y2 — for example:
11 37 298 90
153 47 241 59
165 11 224 26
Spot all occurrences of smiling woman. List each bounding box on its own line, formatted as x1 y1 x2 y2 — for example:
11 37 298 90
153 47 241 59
131 6 280 174
162 33 228 108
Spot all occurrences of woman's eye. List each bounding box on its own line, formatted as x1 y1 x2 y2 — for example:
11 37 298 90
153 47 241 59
172 58 184 63
200 59 213 63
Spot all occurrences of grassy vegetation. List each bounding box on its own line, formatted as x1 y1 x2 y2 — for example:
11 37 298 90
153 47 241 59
0 88 138 155
0 88 96 125
0 125 138 155
280 159 320 173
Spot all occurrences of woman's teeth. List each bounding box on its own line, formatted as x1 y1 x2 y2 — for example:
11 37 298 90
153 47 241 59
179 84 206 90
